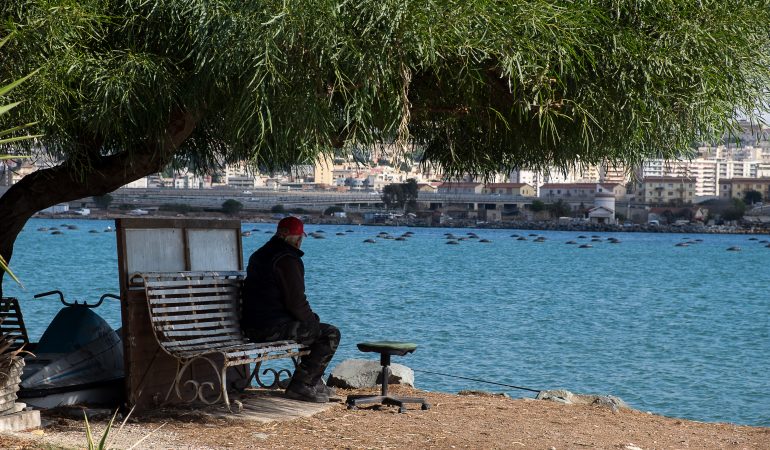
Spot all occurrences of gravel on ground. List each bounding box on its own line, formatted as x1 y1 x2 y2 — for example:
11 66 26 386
1 387 768 449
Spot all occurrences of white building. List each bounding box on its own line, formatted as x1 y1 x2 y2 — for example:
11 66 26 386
123 177 149 189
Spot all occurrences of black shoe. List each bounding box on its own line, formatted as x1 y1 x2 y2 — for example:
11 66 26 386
315 378 336 397
285 380 329 403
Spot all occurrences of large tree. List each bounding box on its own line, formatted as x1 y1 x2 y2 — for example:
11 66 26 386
1 1 770 293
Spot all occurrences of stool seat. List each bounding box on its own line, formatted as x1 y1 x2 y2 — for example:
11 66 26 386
346 340 430 413
357 341 417 356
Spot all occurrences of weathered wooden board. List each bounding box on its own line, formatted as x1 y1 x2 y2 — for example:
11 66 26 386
187 229 240 271
124 229 185 273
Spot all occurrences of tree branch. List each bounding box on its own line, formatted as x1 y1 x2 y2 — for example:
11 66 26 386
0 108 201 294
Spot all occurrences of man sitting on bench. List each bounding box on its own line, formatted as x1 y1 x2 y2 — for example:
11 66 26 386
241 217 340 403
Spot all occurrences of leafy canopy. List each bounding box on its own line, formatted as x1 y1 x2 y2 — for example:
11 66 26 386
1 0 769 179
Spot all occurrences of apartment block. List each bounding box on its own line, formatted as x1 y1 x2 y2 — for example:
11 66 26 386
718 178 770 200
638 177 696 205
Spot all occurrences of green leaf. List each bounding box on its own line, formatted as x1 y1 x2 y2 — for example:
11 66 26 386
98 409 119 450
0 70 39 98
0 102 21 117
0 255 23 288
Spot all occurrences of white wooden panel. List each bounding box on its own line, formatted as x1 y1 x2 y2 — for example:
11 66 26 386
187 229 240 270
125 229 185 273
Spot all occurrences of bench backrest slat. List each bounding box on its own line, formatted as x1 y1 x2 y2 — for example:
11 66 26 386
140 271 250 354
146 286 240 298
151 311 239 323
163 327 241 337
144 278 242 288
157 319 238 331
148 294 238 305
151 303 237 315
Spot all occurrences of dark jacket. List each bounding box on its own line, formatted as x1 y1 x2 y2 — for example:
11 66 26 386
241 236 318 330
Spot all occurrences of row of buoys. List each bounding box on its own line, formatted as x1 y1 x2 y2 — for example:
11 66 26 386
364 230 414 243
37 223 80 230
510 232 620 246
444 231 491 244
39 225 112 234
747 237 770 248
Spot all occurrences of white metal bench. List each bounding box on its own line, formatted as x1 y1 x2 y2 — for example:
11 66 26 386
135 271 309 410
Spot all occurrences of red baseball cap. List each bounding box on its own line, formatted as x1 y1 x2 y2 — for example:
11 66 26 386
277 216 306 236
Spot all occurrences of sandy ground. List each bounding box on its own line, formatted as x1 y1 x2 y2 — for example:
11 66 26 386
1 387 768 449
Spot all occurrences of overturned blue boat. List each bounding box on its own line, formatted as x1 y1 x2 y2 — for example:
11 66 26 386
17 291 124 409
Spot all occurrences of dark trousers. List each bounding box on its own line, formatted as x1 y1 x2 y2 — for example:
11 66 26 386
245 321 340 383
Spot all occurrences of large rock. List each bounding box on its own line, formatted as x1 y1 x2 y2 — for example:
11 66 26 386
536 389 630 412
327 359 414 389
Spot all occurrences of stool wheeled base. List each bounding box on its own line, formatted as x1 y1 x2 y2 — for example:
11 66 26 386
347 394 430 413
345 341 430 413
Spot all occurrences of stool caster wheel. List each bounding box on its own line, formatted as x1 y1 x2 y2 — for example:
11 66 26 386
421 403 430 410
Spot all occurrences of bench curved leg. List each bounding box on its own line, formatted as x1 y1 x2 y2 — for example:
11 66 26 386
221 363 231 411
163 359 184 405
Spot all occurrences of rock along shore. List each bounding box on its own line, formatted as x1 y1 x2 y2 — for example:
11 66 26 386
41 209 770 236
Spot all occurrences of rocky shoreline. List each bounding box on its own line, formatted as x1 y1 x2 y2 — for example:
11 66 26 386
39 210 770 236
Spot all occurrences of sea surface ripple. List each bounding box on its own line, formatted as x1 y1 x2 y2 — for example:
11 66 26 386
4 218 769 426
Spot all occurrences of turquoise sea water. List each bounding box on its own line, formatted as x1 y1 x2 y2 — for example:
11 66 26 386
3 218 769 426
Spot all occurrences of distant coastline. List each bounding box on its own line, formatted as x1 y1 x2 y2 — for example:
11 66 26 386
32 210 770 235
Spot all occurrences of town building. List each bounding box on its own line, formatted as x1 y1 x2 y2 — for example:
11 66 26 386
539 183 624 201
483 183 536 197
437 182 484 194
718 178 770 201
637 176 696 205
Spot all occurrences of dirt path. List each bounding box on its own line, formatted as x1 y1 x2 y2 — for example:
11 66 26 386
2 387 768 449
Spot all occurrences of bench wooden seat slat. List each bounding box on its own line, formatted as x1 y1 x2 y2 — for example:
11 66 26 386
172 342 303 360
138 271 310 410
161 334 242 347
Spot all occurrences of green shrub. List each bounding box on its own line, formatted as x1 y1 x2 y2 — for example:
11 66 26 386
93 194 113 209
161 203 192 214
324 206 345 215
222 199 243 215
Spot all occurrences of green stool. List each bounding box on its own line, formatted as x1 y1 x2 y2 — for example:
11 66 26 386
346 341 430 413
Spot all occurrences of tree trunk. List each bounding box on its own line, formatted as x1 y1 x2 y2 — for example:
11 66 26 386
0 110 199 296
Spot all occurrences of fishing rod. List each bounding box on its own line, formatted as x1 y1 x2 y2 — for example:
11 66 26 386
413 368 541 394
